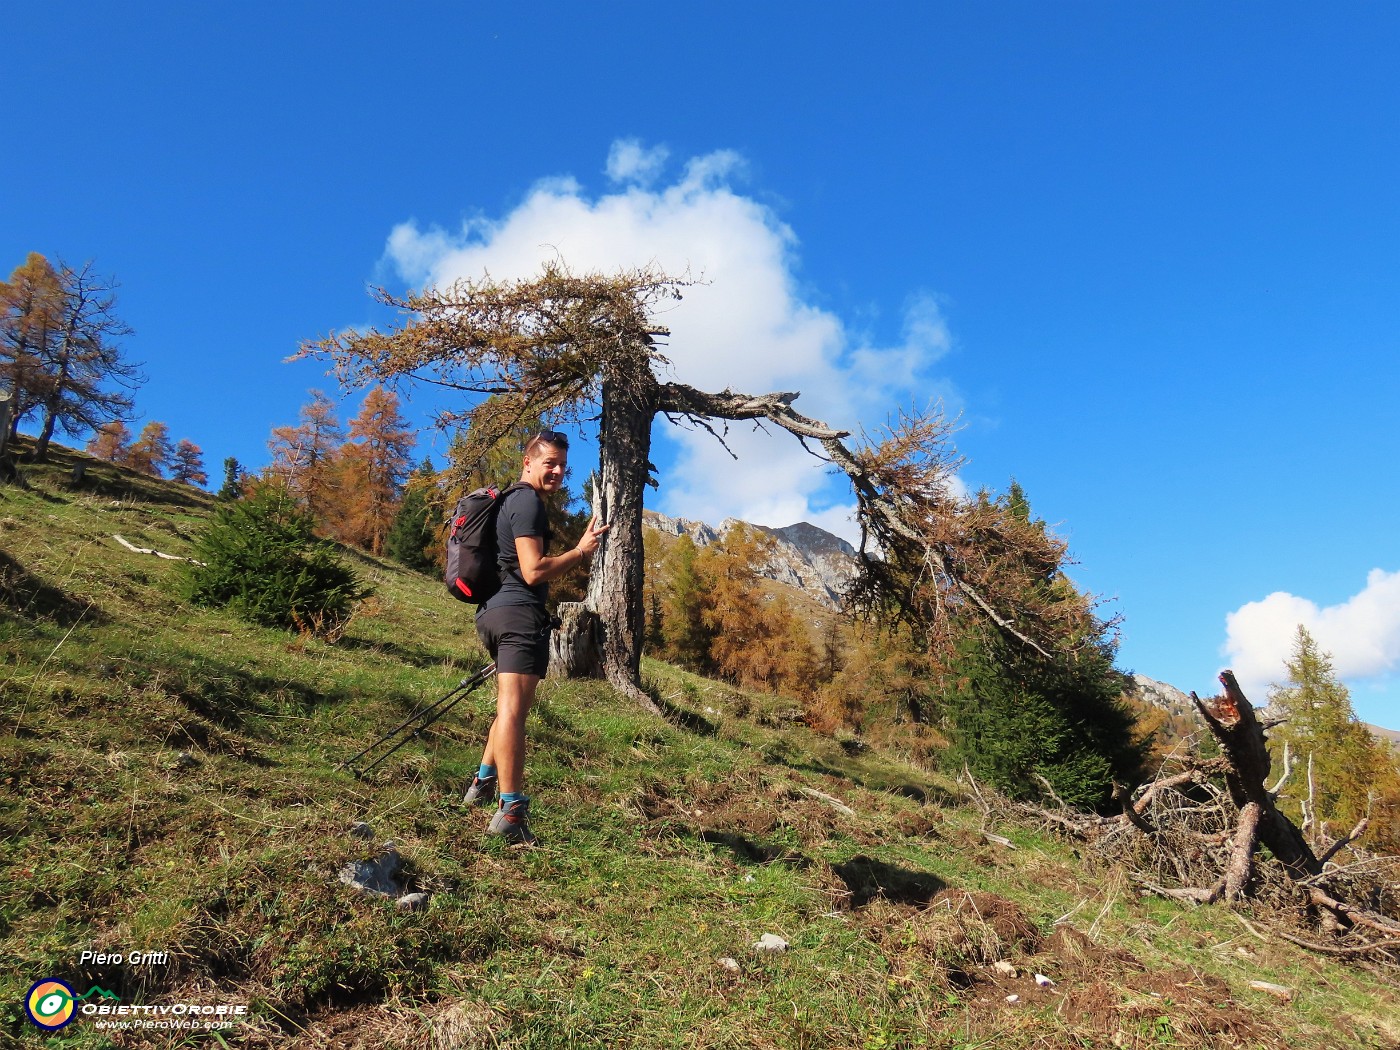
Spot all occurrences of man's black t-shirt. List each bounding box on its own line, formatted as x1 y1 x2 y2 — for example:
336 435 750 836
484 485 551 610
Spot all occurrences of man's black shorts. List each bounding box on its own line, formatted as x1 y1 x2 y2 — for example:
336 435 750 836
476 603 551 677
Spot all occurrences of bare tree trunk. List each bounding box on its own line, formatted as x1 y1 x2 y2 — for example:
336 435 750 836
0 393 13 467
584 368 661 714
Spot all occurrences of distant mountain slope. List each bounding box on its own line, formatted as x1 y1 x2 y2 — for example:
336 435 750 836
1129 674 1199 722
642 509 859 607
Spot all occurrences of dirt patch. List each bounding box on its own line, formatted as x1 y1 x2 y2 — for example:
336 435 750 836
1058 969 1280 1049
1038 923 1144 979
959 926 1288 1050
862 890 1042 985
893 810 942 838
635 776 780 840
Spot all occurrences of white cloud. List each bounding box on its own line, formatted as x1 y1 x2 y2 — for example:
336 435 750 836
382 140 958 547
1223 568 1400 702
605 139 670 185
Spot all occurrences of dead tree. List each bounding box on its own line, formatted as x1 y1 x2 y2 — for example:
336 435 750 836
1191 671 1323 894
1081 671 1400 959
301 264 1070 711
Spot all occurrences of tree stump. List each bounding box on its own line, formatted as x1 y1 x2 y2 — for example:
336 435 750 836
548 602 604 680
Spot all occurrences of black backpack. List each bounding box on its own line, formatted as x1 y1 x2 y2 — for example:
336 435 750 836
444 482 531 604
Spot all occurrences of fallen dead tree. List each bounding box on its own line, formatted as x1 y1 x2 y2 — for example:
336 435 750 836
1011 671 1400 963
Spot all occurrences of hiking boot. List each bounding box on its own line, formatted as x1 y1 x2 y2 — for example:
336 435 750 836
487 797 538 847
463 775 498 807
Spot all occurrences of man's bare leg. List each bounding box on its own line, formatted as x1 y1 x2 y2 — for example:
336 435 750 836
479 672 538 795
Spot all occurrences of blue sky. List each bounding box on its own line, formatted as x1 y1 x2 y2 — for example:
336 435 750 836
5 3 1398 728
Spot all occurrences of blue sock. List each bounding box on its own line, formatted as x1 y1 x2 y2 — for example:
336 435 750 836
477 764 497 781
500 790 525 808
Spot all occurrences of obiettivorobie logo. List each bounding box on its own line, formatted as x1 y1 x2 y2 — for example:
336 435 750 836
24 980 118 1031
23 973 248 1033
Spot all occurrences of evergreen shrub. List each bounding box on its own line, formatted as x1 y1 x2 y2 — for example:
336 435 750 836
182 484 371 633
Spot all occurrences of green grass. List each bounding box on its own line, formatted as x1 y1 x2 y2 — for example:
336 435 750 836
2 441 1398 1049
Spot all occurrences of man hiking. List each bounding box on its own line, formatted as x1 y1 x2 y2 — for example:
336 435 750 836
463 430 608 845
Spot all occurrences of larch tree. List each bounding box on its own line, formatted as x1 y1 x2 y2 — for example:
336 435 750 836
267 390 345 526
301 263 1070 712
1267 625 1389 840
336 386 416 555
86 420 133 463
30 260 143 462
697 523 820 702
656 533 714 672
170 439 209 487
127 421 175 477
1 253 64 437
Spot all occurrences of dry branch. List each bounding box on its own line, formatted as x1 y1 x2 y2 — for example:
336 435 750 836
113 534 204 566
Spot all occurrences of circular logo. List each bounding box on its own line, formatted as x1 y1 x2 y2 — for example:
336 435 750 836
25 979 77 1031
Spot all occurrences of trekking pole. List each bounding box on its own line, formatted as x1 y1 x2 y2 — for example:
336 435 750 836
340 662 496 779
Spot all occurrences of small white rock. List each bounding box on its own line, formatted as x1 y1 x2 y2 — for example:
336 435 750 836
993 960 1017 977
718 956 741 972
743 873 755 883
1034 973 1054 988
1005 994 1019 1003
396 892 430 912
753 933 788 953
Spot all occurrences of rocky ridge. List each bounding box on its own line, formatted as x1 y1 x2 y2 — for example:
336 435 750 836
1128 674 1198 721
642 509 859 607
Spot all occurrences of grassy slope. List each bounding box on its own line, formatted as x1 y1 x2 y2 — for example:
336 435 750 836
2 442 1397 1050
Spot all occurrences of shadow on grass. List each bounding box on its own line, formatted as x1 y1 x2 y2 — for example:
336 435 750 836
334 634 455 670
653 691 720 738
698 830 812 869
0 549 103 627
832 854 946 908
765 748 960 807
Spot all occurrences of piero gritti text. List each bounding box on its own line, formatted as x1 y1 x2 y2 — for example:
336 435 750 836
80 950 171 966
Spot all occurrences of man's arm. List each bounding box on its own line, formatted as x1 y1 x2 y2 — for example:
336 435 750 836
515 517 609 586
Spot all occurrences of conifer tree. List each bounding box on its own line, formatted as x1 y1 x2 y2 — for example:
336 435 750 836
335 386 416 555
0 253 64 437
183 482 370 633
696 524 820 701
170 439 208 487
86 420 133 463
659 533 715 672
127 421 174 477
939 482 1147 811
218 457 247 501
1268 625 1390 838
267 390 344 526
9 257 144 462
385 458 439 573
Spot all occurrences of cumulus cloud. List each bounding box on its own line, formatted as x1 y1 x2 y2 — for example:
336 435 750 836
1223 568 1400 702
605 138 670 185
382 140 957 546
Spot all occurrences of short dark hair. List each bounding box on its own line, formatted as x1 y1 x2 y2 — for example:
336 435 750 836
525 429 569 456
